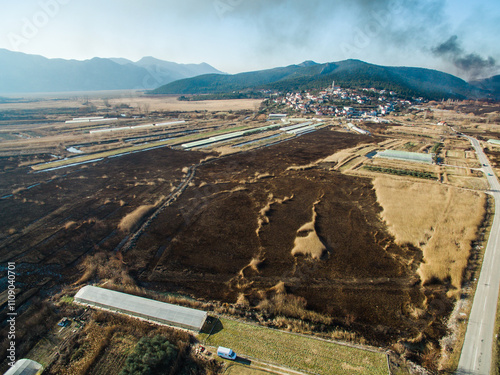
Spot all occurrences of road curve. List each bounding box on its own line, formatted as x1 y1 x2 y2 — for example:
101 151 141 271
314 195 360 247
456 135 500 375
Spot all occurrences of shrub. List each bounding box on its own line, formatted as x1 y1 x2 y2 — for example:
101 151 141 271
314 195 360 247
119 336 178 375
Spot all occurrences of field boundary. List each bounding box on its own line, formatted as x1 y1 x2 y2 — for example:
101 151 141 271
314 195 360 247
220 315 386 355
201 315 389 375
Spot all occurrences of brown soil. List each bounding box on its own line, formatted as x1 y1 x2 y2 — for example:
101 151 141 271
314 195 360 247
0 146 209 329
0 129 447 350
124 130 430 345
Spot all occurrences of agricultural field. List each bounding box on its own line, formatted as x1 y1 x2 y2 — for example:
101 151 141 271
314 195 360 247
200 318 387 375
485 145 500 177
0 95 498 374
0 93 262 112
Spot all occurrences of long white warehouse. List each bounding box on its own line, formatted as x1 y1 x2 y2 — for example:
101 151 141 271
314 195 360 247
74 286 208 332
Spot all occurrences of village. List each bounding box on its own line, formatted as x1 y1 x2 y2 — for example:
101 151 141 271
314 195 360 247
270 82 424 119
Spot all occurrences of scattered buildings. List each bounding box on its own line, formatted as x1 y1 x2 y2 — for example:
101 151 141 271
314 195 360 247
89 120 186 134
66 116 118 124
273 85 419 118
74 286 208 332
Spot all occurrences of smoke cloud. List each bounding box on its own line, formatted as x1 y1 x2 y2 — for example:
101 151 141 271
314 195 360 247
432 35 497 80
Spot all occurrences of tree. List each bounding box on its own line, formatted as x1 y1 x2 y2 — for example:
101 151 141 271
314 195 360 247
119 336 178 375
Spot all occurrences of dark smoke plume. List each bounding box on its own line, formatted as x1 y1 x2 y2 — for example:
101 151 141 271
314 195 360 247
432 35 497 79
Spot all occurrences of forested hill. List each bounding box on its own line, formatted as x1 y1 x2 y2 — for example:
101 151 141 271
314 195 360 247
151 59 491 100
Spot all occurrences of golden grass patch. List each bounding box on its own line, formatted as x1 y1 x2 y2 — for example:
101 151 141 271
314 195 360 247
373 177 485 288
248 257 263 272
64 221 77 230
291 200 326 260
118 204 155 233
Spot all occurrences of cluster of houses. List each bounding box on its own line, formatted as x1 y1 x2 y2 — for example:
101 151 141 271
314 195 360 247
272 84 422 118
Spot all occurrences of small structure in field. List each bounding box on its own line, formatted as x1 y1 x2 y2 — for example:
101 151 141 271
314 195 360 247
4 359 43 375
375 150 434 164
74 286 207 332
269 114 287 120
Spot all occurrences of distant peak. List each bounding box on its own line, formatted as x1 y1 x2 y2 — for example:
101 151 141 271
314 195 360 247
298 60 318 67
137 56 163 64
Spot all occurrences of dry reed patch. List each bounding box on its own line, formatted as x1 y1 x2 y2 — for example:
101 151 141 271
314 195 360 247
291 200 326 259
64 221 77 230
248 257 263 272
118 204 155 233
322 143 373 164
269 281 287 295
286 162 318 171
373 177 485 288
256 194 294 236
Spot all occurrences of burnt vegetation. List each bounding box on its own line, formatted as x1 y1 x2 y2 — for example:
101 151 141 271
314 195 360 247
0 127 485 372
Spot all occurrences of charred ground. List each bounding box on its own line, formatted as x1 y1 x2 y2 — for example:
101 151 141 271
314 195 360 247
0 128 458 369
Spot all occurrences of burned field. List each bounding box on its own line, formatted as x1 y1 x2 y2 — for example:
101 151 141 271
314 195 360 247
0 127 467 367
125 129 438 346
0 147 208 317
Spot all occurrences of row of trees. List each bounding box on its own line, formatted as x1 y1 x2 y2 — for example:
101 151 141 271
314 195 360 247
364 165 436 180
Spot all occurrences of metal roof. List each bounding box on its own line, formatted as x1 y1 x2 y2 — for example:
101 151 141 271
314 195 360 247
4 359 42 375
286 123 323 135
75 286 207 331
280 122 313 132
375 150 434 164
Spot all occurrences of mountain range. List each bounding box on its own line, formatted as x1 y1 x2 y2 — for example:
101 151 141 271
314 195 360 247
0 49 222 94
1 49 499 100
151 59 500 101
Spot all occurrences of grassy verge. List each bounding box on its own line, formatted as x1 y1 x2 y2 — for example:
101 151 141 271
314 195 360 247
224 364 280 375
199 318 387 375
494 289 500 375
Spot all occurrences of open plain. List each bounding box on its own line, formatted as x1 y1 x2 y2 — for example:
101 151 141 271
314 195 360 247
0 95 498 374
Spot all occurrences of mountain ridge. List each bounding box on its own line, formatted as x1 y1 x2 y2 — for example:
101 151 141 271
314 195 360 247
151 59 496 100
0 49 222 94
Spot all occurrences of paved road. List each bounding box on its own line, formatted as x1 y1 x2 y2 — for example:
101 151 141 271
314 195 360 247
456 135 500 375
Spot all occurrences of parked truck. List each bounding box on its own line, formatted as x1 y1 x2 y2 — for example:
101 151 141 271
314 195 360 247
217 346 237 360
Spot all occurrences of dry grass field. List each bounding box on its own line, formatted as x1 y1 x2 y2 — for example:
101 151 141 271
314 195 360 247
373 177 486 290
0 93 263 112
109 96 263 112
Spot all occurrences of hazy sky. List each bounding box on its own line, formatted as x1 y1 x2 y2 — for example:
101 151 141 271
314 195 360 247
1 0 499 79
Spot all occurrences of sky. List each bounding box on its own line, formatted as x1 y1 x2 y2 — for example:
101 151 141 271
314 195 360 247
0 0 499 80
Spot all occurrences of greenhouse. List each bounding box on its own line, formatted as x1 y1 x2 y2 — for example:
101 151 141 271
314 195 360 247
375 150 434 164
74 286 208 332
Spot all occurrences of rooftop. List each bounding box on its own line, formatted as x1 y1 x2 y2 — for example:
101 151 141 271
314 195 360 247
74 286 207 332
375 150 434 164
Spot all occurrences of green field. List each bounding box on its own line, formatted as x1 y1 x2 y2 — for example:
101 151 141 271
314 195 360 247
199 318 388 375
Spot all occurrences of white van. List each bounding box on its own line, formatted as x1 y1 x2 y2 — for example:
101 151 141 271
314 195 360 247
217 346 237 360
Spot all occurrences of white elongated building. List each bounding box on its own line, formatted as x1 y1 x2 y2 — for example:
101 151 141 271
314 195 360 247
4 359 42 375
74 286 207 332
